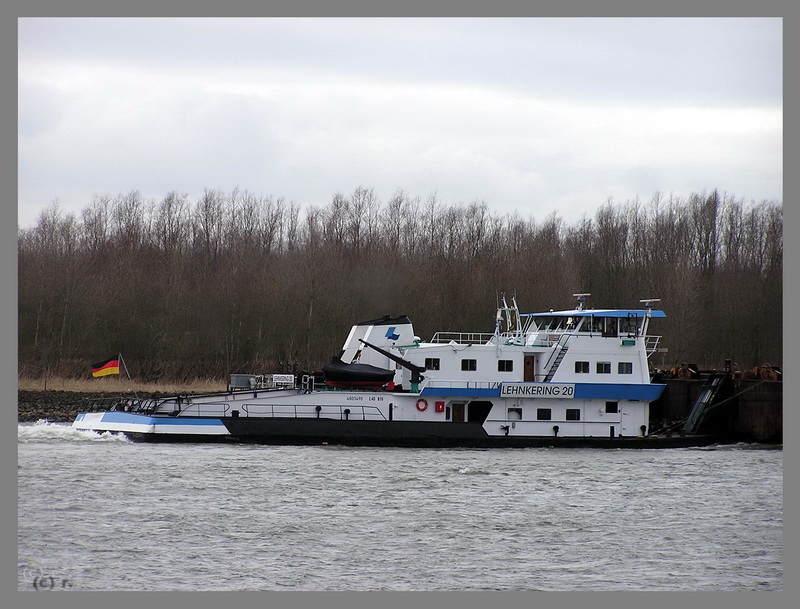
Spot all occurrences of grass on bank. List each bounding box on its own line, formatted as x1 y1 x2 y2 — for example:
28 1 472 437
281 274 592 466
18 375 228 394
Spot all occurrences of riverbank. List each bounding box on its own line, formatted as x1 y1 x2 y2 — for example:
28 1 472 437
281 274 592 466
17 376 227 422
18 390 176 422
18 376 226 394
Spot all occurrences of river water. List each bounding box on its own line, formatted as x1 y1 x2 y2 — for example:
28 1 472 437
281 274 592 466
17 421 783 591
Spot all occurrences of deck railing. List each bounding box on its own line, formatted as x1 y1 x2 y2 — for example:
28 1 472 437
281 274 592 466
423 380 502 391
240 403 387 420
430 331 497 345
645 335 662 356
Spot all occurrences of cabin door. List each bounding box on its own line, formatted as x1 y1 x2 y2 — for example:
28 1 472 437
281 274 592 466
452 402 466 422
524 356 536 382
621 406 636 436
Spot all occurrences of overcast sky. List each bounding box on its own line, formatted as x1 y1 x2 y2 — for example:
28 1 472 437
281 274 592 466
17 17 783 228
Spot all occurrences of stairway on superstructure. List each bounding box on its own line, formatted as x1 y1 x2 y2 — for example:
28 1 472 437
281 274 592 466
543 344 569 382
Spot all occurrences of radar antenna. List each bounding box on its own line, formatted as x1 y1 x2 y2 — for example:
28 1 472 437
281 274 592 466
640 298 661 319
573 293 591 311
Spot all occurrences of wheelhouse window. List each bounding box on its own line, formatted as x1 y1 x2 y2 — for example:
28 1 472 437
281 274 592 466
566 408 581 421
461 359 477 371
618 362 633 374
597 362 611 374
602 319 618 337
605 402 619 414
620 316 642 336
575 361 589 373
535 316 557 331
498 360 513 372
536 408 552 420
425 358 440 370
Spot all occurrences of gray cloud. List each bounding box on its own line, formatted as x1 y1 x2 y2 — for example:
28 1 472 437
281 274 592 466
18 17 782 228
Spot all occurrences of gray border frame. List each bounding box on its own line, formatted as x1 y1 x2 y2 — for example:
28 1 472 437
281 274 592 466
7 2 792 609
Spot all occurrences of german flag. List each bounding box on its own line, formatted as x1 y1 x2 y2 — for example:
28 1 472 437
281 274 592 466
92 356 120 378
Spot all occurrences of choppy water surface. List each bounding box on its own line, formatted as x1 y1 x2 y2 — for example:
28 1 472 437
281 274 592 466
18 421 782 591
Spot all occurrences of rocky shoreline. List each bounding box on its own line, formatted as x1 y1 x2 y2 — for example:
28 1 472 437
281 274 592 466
18 390 172 422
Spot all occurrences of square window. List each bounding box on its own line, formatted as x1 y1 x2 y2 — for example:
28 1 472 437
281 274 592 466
618 362 633 374
461 359 477 371
498 360 513 372
425 358 440 370
605 402 619 414
507 407 522 421
536 408 552 420
566 409 581 421
575 361 590 373
597 362 611 374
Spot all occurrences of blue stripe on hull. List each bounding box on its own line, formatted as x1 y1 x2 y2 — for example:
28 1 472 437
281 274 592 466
419 387 501 397
573 383 666 400
420 383 665 400
74 411 227 427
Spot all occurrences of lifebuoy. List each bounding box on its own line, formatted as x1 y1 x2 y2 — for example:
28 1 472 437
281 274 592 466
416 399 428 412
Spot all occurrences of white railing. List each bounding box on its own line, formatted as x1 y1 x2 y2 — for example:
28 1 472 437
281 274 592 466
423 380 502 391
645 335 662 357
240 403 387 421
155 402 231 417
430 331 497 344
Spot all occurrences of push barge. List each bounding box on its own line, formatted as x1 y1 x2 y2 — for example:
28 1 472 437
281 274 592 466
72 295 723 448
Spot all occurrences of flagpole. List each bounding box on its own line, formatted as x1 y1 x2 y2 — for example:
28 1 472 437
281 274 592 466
119 352 132 383
118 353 140 404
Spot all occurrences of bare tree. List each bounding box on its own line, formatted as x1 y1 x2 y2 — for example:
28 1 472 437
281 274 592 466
16 188 783 379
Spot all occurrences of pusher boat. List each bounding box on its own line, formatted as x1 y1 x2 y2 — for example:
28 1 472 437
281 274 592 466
72 295 718 447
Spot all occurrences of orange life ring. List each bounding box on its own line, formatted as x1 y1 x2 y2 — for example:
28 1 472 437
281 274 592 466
416 399 428 412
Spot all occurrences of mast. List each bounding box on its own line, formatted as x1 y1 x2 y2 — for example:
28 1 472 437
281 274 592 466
639 298 661 335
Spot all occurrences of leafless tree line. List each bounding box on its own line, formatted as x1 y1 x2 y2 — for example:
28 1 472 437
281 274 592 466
18 187 782 381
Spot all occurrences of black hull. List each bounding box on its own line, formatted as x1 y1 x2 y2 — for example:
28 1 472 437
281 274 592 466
122 417 727 448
